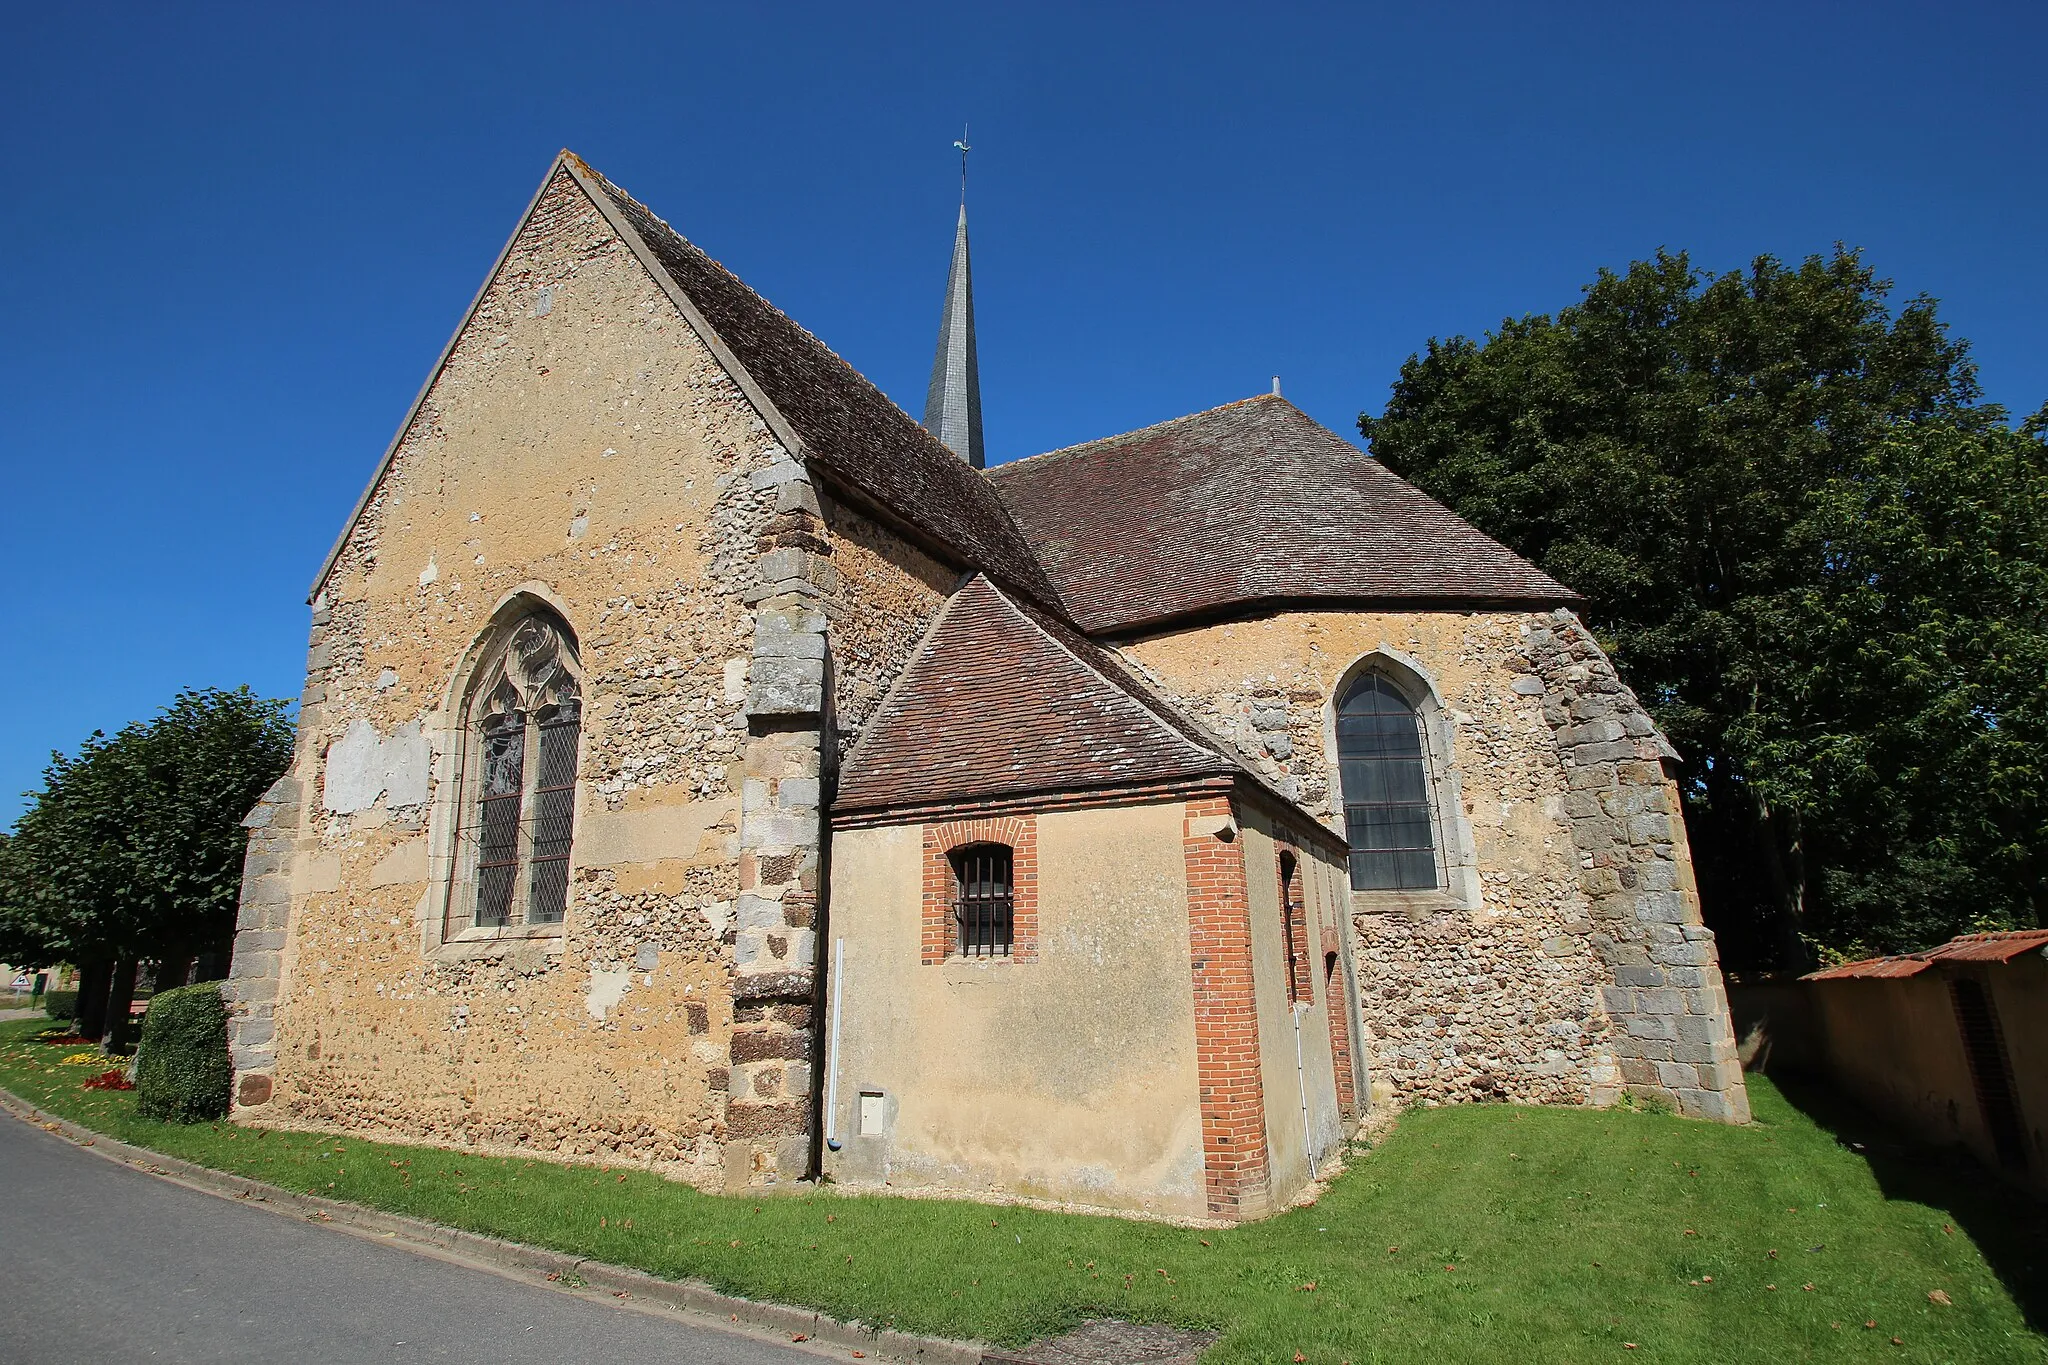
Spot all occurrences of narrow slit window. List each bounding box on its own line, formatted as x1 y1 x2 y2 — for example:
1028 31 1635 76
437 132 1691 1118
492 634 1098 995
1336 672 1439 891
952 844 1014 958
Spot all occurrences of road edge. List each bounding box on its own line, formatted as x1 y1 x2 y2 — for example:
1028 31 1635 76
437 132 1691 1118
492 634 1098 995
0 1084 986 1365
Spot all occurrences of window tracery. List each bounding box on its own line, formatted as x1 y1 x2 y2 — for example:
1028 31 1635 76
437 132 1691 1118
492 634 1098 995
456 611 582 932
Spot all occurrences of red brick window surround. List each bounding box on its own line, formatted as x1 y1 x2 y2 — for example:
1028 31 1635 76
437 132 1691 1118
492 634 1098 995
922 816 1039 964
1277 847 1312 1006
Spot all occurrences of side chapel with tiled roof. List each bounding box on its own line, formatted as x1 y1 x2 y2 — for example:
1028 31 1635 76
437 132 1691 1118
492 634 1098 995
227 150 1747 1223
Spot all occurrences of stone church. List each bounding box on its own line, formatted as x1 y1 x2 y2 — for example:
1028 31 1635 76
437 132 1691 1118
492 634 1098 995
224 150 1747 1223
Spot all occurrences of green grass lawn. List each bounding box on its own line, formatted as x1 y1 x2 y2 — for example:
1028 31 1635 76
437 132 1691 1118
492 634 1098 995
2 1018 2040 1364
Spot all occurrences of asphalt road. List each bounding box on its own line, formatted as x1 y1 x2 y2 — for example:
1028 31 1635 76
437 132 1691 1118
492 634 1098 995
0 1112 828 1364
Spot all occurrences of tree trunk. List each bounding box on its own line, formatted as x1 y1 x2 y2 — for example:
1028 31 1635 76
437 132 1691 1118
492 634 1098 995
102 959 140 1055
74 957 114 1039
1750 792 1812 973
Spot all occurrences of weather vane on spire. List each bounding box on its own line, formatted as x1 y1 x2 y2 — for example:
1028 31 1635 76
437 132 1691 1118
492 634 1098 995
954 124 971 203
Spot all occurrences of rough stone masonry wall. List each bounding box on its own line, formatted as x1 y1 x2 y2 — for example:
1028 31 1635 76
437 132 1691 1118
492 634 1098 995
1119 609 1747 1121
223 773 301 1103
718 485 954 1183
230 167 808 1178
1522 609 1749 1122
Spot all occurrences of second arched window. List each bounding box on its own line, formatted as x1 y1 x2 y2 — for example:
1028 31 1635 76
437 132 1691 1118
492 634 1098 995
1335 672 1438 891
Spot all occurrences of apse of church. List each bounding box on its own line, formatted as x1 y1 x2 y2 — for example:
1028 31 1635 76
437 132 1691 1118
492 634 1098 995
224 149 1745 1222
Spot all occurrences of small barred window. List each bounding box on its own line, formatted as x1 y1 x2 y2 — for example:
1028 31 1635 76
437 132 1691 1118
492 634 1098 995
951 844 1014 958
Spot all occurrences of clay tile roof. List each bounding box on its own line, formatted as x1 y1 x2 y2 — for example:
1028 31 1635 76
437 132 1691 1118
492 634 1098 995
1802 956 1936 982
572 159 1061 611
834 575 1267 817
1802 928 2048 981
987 394 1577 635
1923 929 2048 964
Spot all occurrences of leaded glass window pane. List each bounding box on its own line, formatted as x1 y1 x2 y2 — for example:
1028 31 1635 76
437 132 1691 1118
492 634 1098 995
1336 673 1438 891
475 711 525 928
526 699 580 926
457 611 582 934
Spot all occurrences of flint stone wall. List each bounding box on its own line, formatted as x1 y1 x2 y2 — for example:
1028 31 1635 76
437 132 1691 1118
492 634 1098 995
231 166 800 1178
1117 608 1747 1121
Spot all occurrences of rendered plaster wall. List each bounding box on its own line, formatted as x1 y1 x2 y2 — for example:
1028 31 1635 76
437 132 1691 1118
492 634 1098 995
237 167 793 1177
1809 960 2046 1190
821 803 1209 1219
1234 805 1348 1203
1120 609 1747 1121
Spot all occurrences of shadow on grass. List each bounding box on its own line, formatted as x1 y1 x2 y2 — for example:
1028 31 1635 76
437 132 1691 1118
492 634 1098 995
1769 1070 2048 1332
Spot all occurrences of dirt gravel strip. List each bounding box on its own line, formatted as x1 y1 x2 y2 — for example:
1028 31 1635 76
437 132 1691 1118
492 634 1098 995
0 1083 988 1365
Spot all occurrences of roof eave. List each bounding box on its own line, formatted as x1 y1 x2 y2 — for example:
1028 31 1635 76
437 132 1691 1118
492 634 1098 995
1089 590 1583 642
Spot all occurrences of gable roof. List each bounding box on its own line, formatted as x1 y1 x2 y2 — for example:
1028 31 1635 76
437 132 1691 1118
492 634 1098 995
987 394 1576 635
311 152 1059 609
834 575 1277 819
567 159 1058 607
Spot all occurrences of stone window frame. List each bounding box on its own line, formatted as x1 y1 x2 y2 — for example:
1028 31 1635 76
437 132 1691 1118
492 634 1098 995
1321 649 1480 913
423 587 587 959
920 816 1039 965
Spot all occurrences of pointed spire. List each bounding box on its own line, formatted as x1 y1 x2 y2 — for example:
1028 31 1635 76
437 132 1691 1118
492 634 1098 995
922 162 985 468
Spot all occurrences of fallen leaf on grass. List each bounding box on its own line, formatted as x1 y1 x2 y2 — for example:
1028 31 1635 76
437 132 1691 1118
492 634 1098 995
1293 1354 1306 1363
1296 1282 1317 1292
1765 1284 1777 1291
1864 1321 1877 1329
1890 1338 1904 1346
1928 1290 1952 1306
1802 1284 1815 1292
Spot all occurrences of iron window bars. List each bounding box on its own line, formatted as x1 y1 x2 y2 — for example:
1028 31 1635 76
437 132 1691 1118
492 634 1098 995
951 843 1015 958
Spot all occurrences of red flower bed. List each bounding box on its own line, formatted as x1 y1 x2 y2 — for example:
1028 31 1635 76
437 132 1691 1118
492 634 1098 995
41 1035 94 1046
83 1069 134 1091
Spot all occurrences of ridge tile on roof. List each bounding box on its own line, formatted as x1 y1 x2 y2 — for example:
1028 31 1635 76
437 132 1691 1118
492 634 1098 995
835 576 1265 816
988 394 1576 635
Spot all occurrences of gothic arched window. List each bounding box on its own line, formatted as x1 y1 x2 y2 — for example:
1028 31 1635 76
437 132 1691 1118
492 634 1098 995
458 611 582 930
1335 672 1438 892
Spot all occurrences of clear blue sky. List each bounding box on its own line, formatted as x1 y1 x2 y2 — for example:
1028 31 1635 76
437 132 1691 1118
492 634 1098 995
3 1 2043 822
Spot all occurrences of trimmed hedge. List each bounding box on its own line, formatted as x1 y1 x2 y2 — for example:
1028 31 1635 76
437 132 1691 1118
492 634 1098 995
135 983 231 1123
42 989 77 1022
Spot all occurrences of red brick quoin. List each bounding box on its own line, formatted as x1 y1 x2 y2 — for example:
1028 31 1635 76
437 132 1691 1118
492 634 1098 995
921 815 1039 964
1183 795 1271 1218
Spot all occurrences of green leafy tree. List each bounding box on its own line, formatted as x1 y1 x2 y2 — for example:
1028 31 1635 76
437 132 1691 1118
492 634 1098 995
2 687 294 974
1360 249 2047 967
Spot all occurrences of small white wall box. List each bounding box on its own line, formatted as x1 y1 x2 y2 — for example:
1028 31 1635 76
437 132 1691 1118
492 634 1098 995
858 1092 886 1135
